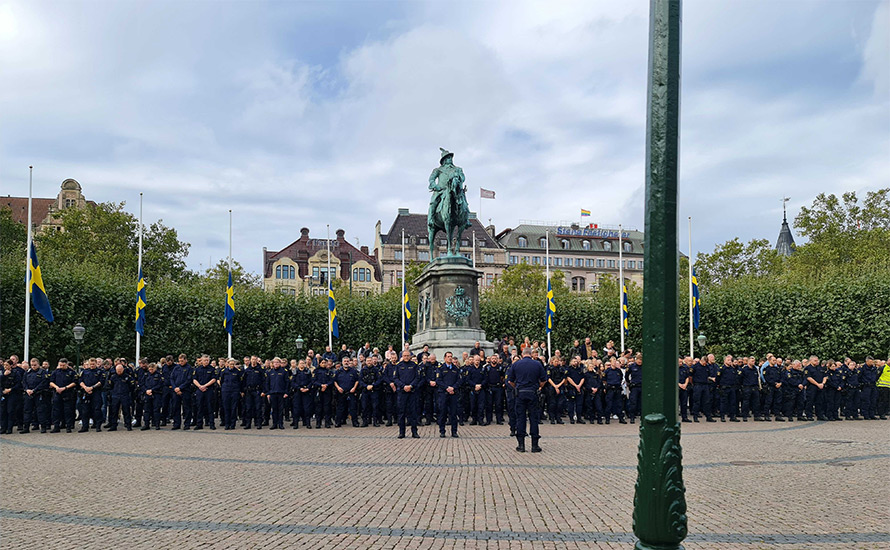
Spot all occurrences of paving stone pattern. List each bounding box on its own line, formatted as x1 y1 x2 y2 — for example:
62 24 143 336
1 419 888 549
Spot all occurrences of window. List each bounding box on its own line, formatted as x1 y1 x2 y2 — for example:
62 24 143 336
517 236 528 248
572 277 586 292
461 239 469 247
561 239 570 250
602 240 612 251
639 260 644 269
623 241 633 252
576 258 584 267
509 255 518 265
521 256 529 264
394 250 403 260
486 273 494 287
555 257 562 267
65 199 75 208
397 270 403 282
276 266 281 279
462 253 471 260
440 239 448 246
289 266 295 279
484 253 494 263
330 268 336 281
581 240 590 250
353 268 358 281
419 237 428 245
628 260 635 269
586 259 594 267
312 266 319 279
532 256 540 265
596 259 605 268
539 237 547 248
608 260 615 268
280 288 289 295
418 251 430 261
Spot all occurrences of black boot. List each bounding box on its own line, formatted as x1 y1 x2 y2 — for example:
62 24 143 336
515 436 526 452
530 437 542 453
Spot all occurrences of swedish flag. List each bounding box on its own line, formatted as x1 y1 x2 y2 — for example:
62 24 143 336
403 286 411 341
28 242 53 323
692 267 701 330
546 278 555 334
622 283 629 336
224 269 234 335
328 283 339 338
135 267 146 335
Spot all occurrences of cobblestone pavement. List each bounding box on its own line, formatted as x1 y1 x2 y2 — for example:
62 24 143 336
2 418 888 550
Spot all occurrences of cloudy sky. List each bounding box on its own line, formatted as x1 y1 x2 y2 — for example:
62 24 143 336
1 0 887 275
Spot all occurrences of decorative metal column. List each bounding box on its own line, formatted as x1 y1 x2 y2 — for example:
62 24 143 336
632 1 688 550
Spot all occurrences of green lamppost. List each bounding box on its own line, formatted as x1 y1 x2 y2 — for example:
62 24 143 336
72 323 85 368
295 335 305 356
632 1 688 550
697 333 707 352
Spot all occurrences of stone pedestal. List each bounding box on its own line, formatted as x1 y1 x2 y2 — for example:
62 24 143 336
410 256 494 360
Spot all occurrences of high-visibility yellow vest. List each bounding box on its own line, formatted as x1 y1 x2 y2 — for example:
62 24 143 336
878 364 890 389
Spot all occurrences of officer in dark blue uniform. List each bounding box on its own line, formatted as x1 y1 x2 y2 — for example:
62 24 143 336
263 357 289 429
782 361 806 421
359 355 382 427
625 354 643 424
436 351 463 438
290 359 314 429
707 355 721 419
418 354 437 425
6 360 26 433
333 358 360 427
241 357 265 429
485 354 506 425
49 358 78 432
505 359 517 436
843 361 861 420
140 362 164 430
507 348 547 453
219 359 244 430
392 350 421 438
690 357 714 422
169 354 194 430
313 358 334 428
192 355 217 430
603 359 626 424
23 359 51 433
563 356 585 424
739 357 761 421
678 357 692 423
464 355 487 425
1 360 18 434
762 357 783 420
860 357 879 420
546 358 567 424
78 359 104 432
381 353 398 426
825 361 844 421
717 355 740 422
106 364 135 431
803 356 827 421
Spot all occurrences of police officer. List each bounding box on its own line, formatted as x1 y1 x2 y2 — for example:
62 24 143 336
485 354 506 425
782 360 806 421
192 355 217 430
690 357 714 422
242 357 265 429
23 358 51 433
739 356 761 421
860 357 879 420
436 351 462 438
392 350 421 439
419 354 438 425
313 358 334 428
50 358 78 432
825 360 844 421
464 355 487 425
584 360 604 424
0 360 18 434
381 352 397 426
546 357 567 424
507 347 547 453
333 358 360 427
564 356 585 424
717 355 740 422
602 358 626 424
359 355 381 427
78 358 104 432
290 359 314 429
625 354 643 424
106 364 135 431
219 359 244 430
803 355 827 421
263 357 288 430
141 362 164 430
843 361 861 420
678 357 692 423
169 354 194 430
133 359 149 428
762 356 783 421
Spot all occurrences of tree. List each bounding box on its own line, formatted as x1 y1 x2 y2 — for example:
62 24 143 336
0 206 27 265
487 262 568 300
201 259 261 288
695 238 784 289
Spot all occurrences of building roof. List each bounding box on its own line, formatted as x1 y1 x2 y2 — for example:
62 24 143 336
2 197 56 226
264 227 380 281
497 223 644 254
379 209 500 249
775 216 796 257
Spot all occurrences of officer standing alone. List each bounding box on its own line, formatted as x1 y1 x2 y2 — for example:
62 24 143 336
507 348 547 453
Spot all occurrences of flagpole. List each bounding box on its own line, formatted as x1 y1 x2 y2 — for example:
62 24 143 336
327 224 333 351
545 229 551 362
24 166 33 362
401 229 405 349
472 231 476 269
688 216 694 358
136 192 143 362
228 209 233 359
619 223 624 353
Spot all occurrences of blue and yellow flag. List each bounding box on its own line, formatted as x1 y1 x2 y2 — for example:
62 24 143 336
328 283 339 338
546 278 555 334
224 269 234 335
622 283 629 336
691 267 701 330
28 242 53 323
403 286 411 341
135 267 146 336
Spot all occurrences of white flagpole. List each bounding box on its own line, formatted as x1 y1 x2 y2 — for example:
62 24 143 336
228 209 233 359
545 229 551 362
136 192 143 362
401 228 406 351
24 166 33 362
688 216 694 358
327 224 333 351
472 231 476 269
619 224 624 353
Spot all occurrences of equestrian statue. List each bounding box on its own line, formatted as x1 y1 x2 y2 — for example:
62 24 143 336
427 148 471 259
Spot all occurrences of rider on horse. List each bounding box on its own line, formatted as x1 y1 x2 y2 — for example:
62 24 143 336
428 148 470 258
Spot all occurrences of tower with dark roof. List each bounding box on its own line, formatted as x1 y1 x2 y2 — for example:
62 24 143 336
775 197 796 257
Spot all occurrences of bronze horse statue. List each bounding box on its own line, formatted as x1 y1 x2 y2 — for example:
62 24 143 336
427 148 471 259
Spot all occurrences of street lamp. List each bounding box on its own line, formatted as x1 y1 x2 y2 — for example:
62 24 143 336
295 335 304 354
696 333 707 351
72 323 85 367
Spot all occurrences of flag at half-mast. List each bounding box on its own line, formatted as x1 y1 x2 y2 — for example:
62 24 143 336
546 279 555 334
224 269 234 335
480 188 496 199
29 241 54 323
691 267 701 330
622 283 629 336
329 283 339 338
135 267 146 335
403 286 412 341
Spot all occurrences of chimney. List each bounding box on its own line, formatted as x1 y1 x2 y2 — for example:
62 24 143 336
300 227 309 239
486 224 495 239
398 208 409 215
360 245 369 255
336 229 345 240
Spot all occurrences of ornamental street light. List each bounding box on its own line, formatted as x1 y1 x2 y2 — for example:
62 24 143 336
72 323 85 368
697 333 707 351
295 336 304 351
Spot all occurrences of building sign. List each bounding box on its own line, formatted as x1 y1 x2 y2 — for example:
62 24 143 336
557 227 629 239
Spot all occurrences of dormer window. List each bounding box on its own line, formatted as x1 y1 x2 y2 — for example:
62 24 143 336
518 236 528 248
602 240 612 251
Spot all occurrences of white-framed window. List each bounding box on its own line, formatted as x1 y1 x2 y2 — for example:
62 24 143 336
521 256 529 264
561 239 570 250
486 273 494 287
576 258 584 267
509 255 518 264
518 236 528 248
418 251 430 261
572 276 586 292
394 250 403 260
555 257 562 266
639 260 644 269
602 240 612 251
461 239 469 247
628 260 635 269
596 259 605 268
581 240 590 250
623 241 633 252
290 266 296 279
484 253 494 263
586 259 594 267
276 266 281 279
532 256 540 265
539 237 547 248
608 259 615 268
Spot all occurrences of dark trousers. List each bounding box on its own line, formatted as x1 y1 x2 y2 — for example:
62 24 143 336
761 386 782 416
547 386 566 420
24 393 50 429
6 392 23 430
243 391 263 427
691 385 711 419
316 390 333 426
740 386 760 418
382 390 396 422
859 386 877 418
437 392 459 435
109 394 132 428
469 389 486 423
335 391 357 425
843 388 860 417
293 390 314 425
719 387 738 419
678 388 689 419
825 388 843 420
585 390 603 420
360 390 378 424
171 391 193 428
1 394 15 432
605 387 625 420
78 393 103 429
52 394 76 429
566 388 582 420
783 389 804 418
627 386 642 420
421 385 437 421
397 390 418 434
877 387 890 417
506 389 516 431
804 385 823 419
486 386 505 423
222 392 239 428
194 390 214 427
514 391 540 439
143 395 161 427
268 394 284 427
